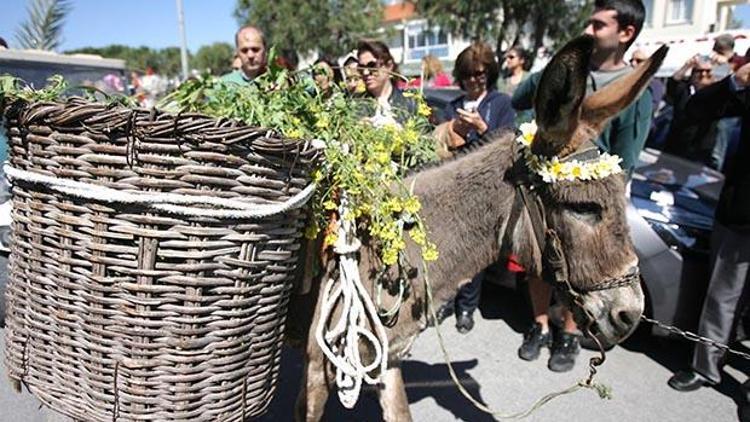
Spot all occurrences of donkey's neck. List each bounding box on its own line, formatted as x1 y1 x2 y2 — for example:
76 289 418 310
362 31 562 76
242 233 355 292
405 132 517 296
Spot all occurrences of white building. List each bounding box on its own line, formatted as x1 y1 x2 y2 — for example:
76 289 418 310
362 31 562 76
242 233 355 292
634 0 750 75
380 1 470 76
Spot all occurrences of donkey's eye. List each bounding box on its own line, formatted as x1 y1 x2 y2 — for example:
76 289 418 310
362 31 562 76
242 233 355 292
564 202 603 222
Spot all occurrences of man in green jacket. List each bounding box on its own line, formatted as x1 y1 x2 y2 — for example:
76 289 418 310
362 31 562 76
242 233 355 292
514 0 651 373
221 26 268 85
512 1 652 176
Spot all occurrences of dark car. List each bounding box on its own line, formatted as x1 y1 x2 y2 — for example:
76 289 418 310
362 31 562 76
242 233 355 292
630 148 722 336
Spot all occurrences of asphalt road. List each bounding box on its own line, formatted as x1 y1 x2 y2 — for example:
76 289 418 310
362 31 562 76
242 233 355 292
1 283 746 421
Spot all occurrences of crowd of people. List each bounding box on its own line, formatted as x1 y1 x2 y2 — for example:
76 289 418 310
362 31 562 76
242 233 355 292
2 0 749 418
221 2 750 416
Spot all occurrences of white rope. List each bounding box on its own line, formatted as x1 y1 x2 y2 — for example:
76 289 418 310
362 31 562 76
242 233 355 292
3 164 316 219
314 194 390 409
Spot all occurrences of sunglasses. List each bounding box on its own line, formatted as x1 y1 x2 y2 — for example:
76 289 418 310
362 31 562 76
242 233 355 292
358 60 382 75
631 58 645 65
694 68 713 76
463 69 486 80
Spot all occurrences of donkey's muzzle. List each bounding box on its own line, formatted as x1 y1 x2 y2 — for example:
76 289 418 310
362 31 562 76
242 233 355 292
572 278 645 347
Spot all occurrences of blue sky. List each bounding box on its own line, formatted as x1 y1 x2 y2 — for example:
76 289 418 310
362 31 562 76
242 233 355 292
1 0 238 53
1 1 749 53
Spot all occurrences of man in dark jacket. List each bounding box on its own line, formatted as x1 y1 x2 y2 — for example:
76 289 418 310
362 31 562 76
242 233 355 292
667 62 750 420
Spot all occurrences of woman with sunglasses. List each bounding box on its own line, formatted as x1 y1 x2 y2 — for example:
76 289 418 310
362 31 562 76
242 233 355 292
661 54 722 168
434 42 515 334
499 46 533 126
437 42 515 152
499 46 529 97
356 39 415 127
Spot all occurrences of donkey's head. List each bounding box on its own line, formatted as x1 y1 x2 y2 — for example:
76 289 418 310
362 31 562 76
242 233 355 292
528 35 667 346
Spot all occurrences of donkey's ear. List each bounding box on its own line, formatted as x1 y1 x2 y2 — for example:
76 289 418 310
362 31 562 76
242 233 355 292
532 35 594 157
580 45 669 132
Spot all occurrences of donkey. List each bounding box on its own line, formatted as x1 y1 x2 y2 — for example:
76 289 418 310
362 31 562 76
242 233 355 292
292 35 668 421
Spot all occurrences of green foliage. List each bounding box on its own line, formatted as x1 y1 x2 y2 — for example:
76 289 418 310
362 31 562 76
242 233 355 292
193 42 235 76
0 74 68 102
161 61 440 264
233 0 384 57
418 0 593 58
15 0 72 51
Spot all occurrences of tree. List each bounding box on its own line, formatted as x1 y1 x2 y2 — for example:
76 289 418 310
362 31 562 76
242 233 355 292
15 0 72 51
234 0 384 58
418 0 593 62
193 42 235 75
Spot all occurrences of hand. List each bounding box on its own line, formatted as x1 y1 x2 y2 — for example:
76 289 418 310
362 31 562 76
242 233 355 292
735 62 750 88
711 52 729 65
684 54 701 69
455 108 489 134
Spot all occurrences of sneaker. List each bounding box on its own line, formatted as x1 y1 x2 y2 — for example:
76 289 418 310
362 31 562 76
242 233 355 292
518 323 551 361
548 331 581 372
455 310 475 334
428 300 455 327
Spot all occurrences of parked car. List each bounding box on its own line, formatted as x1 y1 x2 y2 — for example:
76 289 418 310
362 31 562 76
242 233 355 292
630 148 722 336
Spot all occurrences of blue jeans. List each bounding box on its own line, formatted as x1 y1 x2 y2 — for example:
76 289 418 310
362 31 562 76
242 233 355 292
455 270 484 314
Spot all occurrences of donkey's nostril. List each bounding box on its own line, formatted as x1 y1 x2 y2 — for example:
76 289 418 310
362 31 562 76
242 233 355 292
611 308 640 332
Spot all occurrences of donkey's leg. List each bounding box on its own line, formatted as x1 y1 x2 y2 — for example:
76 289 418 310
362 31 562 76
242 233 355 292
294 352 331 422
378 364 412 422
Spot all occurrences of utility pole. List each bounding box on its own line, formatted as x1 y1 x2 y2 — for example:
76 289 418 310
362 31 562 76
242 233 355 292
176 0 189 80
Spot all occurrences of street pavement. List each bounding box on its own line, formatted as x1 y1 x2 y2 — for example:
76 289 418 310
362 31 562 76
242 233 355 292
1 282 745 421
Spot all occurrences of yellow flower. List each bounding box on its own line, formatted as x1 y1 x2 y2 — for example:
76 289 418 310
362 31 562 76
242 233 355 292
374 150 390 164
422 244 439 261
304 223 320 239
315 115 330 129
286 128 304 139
385 198 403 213
311 169 323 183
418 102 431 117
410 227 426 246
323 200 337 210
383 248 399 266
324 232 338 247
403 196 421 214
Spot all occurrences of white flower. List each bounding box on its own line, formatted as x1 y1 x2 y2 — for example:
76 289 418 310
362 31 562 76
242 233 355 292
516 119 624 184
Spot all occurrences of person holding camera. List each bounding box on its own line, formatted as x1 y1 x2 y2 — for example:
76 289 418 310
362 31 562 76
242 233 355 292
661 54 721 168
667 60 750 421
432 42 515 333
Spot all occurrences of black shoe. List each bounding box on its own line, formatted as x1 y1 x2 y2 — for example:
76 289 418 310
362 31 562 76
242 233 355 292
428 300 455 326
518 323 552 361
455 310 474 334
668 370 715 392
548 331 580 372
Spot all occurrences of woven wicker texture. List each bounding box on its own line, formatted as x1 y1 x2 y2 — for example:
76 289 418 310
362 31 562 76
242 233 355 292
2 98 318 421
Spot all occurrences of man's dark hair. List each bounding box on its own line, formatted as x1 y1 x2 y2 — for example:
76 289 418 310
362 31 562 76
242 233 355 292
713 34 735 55
0 37 7 49
594 0 646 49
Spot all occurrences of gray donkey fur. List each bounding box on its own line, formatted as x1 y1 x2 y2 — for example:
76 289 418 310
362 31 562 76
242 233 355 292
291 36 668 421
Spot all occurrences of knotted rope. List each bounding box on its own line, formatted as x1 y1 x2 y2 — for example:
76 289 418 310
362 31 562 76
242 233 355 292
314 194 390 409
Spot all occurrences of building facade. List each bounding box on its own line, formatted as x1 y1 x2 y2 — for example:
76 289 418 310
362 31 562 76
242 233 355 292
380 1 469 76
639 0 747 41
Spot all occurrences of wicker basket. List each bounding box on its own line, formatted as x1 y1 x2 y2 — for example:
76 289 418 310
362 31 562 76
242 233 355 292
2 98 318 421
